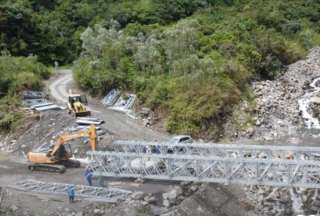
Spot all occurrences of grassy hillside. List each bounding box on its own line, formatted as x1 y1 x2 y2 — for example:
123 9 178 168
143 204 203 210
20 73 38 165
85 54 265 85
74 0 320 138
0 56 51 131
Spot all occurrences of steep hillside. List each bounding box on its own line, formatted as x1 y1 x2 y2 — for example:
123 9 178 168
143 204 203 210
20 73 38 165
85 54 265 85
73 0 320 138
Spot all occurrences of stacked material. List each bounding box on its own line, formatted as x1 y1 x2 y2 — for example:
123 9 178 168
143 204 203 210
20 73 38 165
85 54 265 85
101 89 120 107
110 94 136 112
21 90 65 111
102 89 136 112
76 117 104 125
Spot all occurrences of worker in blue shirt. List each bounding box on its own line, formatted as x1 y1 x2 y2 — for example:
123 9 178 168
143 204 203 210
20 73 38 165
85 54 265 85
67 185 75 203
84 168 93 186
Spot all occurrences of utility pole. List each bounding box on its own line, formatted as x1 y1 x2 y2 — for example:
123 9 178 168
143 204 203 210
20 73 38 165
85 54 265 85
38 112 41 146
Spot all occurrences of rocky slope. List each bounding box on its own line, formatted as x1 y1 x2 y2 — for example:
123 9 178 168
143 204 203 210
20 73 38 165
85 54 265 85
253 47 320 140
245 48 320 215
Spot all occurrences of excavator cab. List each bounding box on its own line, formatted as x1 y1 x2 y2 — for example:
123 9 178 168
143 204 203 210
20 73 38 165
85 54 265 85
67 93 90 117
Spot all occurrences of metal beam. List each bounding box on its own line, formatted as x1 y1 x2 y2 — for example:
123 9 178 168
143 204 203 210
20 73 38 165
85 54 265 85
11 179 131 202
112 140 320 161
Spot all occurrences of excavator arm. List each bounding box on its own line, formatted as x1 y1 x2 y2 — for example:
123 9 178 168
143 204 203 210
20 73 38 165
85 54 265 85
50 125 97 157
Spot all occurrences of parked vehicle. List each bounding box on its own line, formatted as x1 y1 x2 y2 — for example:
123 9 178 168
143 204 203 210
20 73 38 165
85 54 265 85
168 135 193 154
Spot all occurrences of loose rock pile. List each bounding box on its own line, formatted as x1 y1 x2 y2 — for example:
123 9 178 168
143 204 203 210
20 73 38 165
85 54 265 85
163 183 254 216
245 186 294 216
245 186 320 215
244 48 320 215
253 47 320 140
162 186 183 208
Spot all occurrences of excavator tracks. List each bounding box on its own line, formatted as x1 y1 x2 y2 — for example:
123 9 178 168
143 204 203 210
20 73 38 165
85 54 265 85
28 159 81 174
28 164 66 174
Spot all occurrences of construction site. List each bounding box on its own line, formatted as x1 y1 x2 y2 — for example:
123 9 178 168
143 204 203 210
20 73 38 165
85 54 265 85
1 47 320 216
2 1 320 214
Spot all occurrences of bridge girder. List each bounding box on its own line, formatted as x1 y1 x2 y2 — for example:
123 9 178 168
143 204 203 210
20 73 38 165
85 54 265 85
88 150 320 188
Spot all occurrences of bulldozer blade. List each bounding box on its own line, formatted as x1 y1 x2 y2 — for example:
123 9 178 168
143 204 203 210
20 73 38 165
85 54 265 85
75 111 91 117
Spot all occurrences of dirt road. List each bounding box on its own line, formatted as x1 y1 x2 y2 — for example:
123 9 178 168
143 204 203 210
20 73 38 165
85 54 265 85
50 69 167 141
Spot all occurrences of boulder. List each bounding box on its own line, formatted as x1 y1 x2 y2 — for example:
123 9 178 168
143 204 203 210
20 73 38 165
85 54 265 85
163 199 170 208
162 186 183 204
10 205 18 212
144 195 157 204
131 191 145 200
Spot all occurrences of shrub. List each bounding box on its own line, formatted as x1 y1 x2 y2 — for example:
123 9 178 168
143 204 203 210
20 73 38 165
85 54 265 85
0 56 50 131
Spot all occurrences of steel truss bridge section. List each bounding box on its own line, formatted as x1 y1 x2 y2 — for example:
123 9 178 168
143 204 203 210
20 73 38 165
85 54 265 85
12 179 131 202
87 151 320 189
112 140 320 160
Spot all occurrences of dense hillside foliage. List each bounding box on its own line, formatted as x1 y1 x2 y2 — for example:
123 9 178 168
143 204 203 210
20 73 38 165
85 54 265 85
0 56 51 130
1 0 320 137
74 0 320 138
0 0 211 64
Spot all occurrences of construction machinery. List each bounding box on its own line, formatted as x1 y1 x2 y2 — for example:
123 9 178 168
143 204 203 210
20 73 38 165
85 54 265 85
27 125 97 173
67 91 91 117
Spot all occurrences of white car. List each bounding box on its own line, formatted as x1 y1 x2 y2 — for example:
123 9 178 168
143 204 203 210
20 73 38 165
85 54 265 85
168 135 193 154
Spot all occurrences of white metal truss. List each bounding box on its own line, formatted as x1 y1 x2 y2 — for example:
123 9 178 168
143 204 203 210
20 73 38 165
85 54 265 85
12 179 131 202
88 145 320 188
112 140 320 160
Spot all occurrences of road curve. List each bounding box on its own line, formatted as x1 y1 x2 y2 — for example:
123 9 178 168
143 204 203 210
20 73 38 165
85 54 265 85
49 69 167 141
50 69 72 103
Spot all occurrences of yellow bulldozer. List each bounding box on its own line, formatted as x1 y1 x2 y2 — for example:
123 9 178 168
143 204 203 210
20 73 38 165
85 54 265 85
67 92 91 117
27 125 97 173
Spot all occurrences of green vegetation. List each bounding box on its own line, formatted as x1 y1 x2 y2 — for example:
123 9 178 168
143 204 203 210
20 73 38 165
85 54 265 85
0 56 51 130
74 0 320 138
136 207 152 216
2 0 320 138
0 0 211 64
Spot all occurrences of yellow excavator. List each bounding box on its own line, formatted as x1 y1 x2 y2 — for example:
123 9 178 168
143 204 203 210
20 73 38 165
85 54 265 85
27 125 97 173
67 91 91 117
